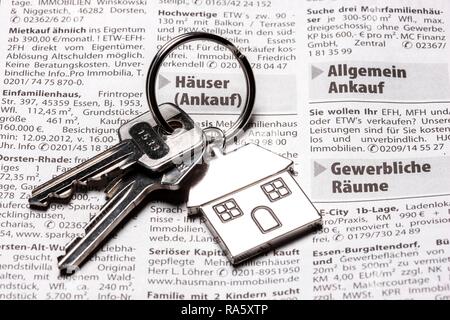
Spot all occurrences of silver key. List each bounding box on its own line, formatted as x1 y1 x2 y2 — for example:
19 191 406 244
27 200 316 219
29 103 204 208
58 146 203 275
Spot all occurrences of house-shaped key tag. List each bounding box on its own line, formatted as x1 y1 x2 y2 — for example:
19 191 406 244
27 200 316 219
187 143 322 265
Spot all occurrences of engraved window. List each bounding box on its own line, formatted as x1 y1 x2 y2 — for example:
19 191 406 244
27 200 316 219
213 199 243 222
261 177 291 202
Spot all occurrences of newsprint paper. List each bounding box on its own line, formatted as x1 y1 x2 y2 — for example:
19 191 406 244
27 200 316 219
0 0 449 300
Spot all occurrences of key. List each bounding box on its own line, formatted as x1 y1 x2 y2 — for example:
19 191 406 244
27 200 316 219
29 103 204 208
58 145 204 275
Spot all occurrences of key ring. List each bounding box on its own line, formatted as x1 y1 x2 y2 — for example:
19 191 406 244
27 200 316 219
146 32 256 145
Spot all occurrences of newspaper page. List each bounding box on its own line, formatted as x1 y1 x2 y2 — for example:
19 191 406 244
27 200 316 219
0 0 449 300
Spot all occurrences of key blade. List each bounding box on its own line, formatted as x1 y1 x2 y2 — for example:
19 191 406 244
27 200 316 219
58 173 160 275
29 140 142 208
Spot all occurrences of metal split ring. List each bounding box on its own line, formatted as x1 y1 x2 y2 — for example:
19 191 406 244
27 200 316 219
146 32 256 144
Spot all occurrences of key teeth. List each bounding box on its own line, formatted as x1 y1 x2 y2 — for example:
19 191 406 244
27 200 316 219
29 185 77 208
31 168 126 208
28 198 49 209
51 188 73 201
28 189 73 209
